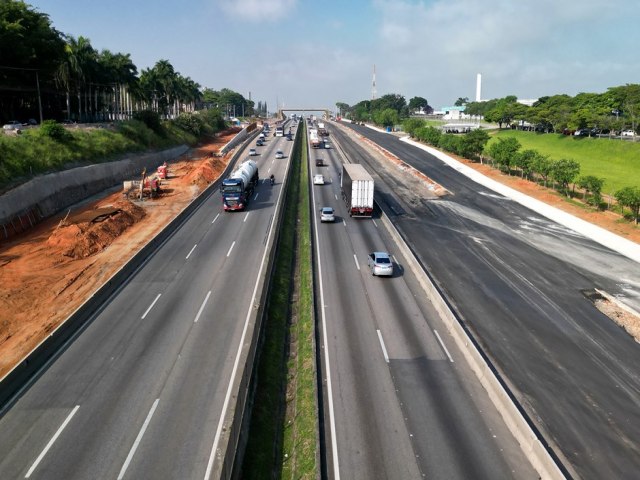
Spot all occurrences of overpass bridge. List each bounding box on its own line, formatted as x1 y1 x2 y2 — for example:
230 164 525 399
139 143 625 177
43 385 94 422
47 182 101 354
277 108 331 120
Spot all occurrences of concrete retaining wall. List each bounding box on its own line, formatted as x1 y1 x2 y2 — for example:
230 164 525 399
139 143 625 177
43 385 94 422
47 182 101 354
0 145 188 238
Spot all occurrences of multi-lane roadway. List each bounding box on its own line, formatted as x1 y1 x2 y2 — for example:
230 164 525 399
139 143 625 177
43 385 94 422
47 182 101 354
310 125 537 479
0 127 294 479
331 121 640 479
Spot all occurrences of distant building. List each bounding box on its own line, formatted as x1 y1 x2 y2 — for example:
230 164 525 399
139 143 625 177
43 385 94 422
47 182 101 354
517 98 538 107
435 106 467 120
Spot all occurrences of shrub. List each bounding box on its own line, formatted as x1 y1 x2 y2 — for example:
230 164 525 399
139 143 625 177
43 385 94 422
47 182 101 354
174 112 205 136
39 120 72 142
133 110 164 136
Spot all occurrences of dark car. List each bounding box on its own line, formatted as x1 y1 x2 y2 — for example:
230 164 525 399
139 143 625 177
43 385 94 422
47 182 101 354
256 138 264 146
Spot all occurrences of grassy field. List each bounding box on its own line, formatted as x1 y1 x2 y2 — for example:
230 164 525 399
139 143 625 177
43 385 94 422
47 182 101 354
489 130 640 194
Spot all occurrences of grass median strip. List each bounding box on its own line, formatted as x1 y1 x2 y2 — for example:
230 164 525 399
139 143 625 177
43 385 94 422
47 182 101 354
241 127 318 479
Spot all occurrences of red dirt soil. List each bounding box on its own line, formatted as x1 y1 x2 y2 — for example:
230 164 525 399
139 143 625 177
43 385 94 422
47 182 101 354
0 128 239 377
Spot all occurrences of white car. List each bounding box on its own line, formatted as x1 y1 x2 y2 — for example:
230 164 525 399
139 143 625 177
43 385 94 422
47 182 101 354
320 207 335 222
367 252 394 277
249 148 258 156
2 120 22 130
313 174 325 185
621 130 635 137
275 150 284 159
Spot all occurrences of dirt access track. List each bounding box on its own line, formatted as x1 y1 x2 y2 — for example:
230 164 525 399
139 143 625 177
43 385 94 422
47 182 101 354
0 127 240 378
1 123 639 380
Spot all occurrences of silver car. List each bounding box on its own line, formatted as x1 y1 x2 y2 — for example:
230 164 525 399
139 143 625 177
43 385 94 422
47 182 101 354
320 207 335 222
367 251 393 277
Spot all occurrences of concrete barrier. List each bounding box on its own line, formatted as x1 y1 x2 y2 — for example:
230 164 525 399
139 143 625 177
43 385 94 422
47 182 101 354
0 145 188 239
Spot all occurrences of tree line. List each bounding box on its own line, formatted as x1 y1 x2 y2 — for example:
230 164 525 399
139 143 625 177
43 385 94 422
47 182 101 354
0 1 255 124
401 121 640 224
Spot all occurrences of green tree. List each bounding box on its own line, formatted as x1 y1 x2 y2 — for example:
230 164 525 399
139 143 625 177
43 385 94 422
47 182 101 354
408 96 429 112
373 108 399 128
530 153 553 187
614 186 640 223
577 175 605 206
402 118 425 137
454 97 469 106
487 137 521 172
458 129 490 161
513 149 540 179
336 102 350 117
550 159 580 196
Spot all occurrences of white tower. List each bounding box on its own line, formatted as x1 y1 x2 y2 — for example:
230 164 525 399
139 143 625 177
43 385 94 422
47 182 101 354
476 73 482 102
372 64 377 100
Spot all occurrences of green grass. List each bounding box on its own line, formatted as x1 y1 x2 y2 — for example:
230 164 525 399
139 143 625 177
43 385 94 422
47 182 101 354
489 130 640 194
241 124 318 479
0 119 201 192
281 128 317 479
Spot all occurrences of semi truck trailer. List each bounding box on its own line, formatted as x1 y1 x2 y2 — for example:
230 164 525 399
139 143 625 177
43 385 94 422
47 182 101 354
221 159 259 211
341 163 374 217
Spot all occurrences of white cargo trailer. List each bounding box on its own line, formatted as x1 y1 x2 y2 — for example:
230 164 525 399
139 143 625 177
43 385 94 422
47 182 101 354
341 163 374 217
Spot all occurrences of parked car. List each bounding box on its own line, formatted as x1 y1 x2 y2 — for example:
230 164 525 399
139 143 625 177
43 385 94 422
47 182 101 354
313 174 325 185
249 148 258 156
621 130 636 137
573 129 590 137
24 118 38 126
367 251 394 277
2 120 22 130
275 150 284 159
320 207 335 222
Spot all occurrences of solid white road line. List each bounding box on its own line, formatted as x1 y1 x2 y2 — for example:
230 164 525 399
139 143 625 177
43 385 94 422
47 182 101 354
194 291 212 323
25 405 80 478
211 213 220 224
226 241 236 257
434 329 454 363
141 294 162 319
372 219 378 227
377 330 389 363
243 212 250 223
186 244 197 260
117 398 159 480
353 254 360 270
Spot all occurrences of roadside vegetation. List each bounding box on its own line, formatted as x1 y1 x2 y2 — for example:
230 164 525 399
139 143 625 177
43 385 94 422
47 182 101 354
401 120 640 225
0 109 225 192
242 124 318 478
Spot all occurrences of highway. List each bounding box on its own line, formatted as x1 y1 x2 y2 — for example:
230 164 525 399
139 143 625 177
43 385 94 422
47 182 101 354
311 124 537 479
0 126 294 479
333 122 640 479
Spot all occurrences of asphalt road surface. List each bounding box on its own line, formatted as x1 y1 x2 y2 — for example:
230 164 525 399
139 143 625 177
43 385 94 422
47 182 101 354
311 124 537 479
334 122 640 479
0 130 294 479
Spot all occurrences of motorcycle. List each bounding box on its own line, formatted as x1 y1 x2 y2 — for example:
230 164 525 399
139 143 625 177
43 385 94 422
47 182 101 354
270 175 275 186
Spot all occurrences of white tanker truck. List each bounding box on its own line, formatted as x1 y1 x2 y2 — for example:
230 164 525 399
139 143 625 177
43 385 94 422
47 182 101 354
221 159 259 211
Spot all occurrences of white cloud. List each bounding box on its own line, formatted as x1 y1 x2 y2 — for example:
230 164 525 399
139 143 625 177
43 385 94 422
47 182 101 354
217 0 298 22
369 0 640 107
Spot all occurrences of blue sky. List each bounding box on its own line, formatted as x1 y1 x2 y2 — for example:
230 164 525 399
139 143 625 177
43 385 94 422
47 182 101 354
26 0 640 113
